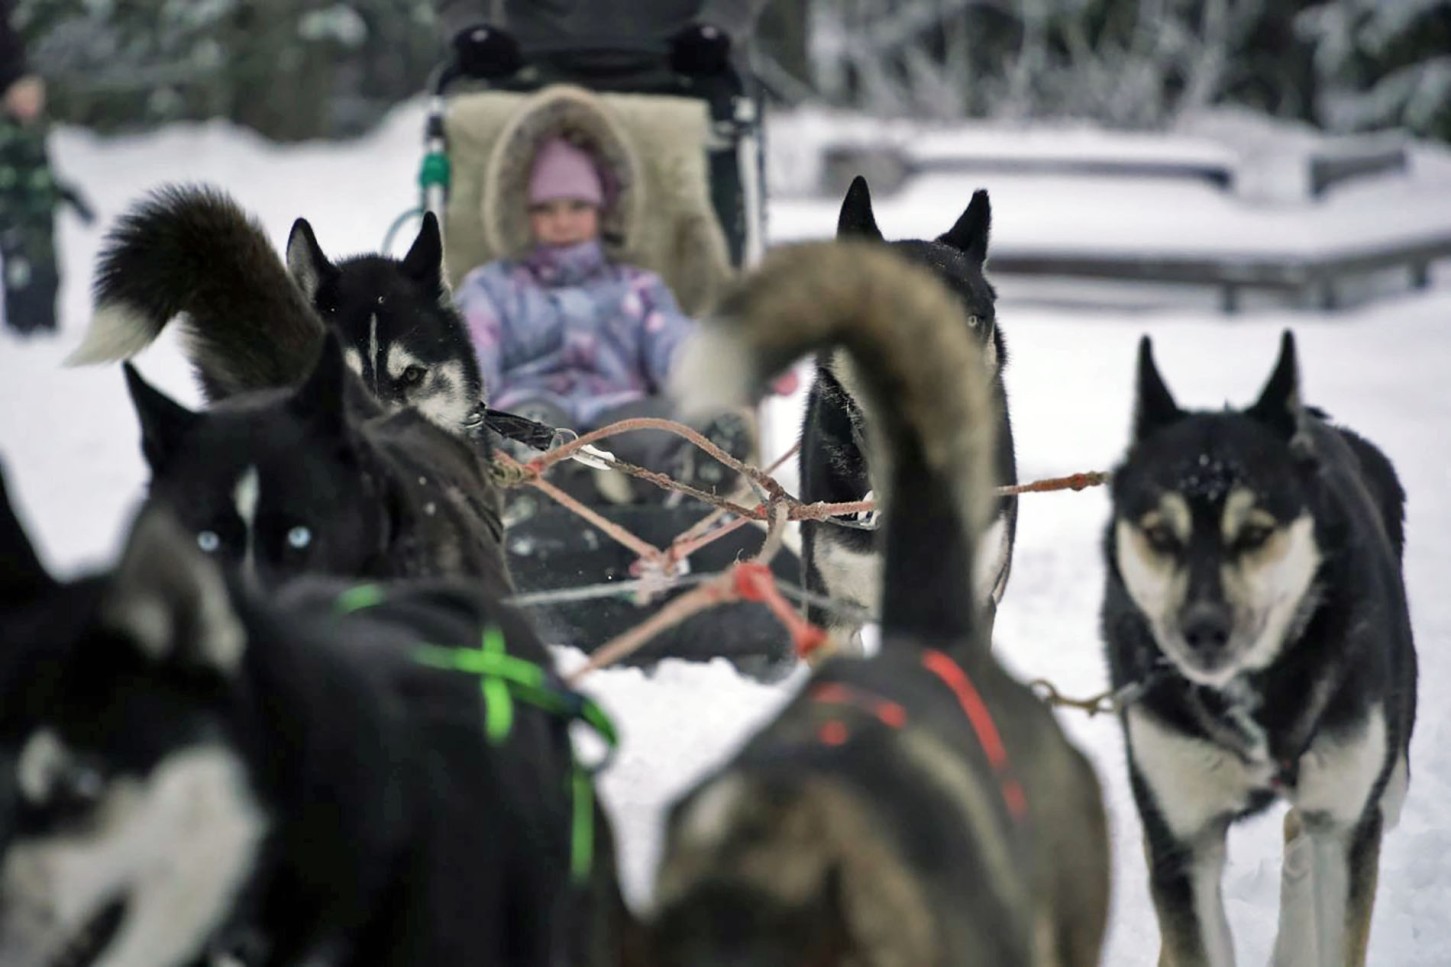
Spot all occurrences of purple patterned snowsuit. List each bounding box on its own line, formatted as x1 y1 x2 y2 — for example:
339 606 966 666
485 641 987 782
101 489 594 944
455 238 695 430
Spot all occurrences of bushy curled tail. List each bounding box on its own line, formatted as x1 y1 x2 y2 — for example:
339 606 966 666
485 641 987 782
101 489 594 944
65 184 324 401
671 240 998 648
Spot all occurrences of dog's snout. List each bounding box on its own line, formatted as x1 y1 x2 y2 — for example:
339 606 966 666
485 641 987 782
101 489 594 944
1181 604 1232 654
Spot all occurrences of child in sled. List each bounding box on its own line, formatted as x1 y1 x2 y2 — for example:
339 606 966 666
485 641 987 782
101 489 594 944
454 125 752 501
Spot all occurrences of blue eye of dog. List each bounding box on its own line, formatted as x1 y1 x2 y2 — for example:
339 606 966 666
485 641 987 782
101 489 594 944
64 764 104 804
39 761 107 817
1237 525 1272 550
966 314 979 328
287 526 312 550
401 365 426 385
197 530 221 553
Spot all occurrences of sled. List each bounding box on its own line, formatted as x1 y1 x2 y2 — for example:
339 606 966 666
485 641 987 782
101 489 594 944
403 12 801 675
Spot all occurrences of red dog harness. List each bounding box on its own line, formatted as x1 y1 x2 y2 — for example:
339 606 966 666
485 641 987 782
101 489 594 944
808 648 1028 821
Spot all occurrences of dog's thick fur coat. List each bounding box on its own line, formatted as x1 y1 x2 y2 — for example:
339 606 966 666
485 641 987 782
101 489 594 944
652 241 1108 967
0 479 631 967
122 335 510 589
1102 333 1417 967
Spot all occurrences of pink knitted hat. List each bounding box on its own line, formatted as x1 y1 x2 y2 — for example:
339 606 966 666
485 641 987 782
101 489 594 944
527 137 604 207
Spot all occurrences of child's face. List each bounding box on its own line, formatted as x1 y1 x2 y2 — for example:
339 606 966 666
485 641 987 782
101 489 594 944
529 199 600 246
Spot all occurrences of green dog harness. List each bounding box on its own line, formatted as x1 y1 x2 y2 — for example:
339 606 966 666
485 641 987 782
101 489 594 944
336 585 618 883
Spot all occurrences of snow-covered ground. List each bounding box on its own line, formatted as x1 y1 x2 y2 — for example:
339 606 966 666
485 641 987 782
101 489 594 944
2 103 1449 965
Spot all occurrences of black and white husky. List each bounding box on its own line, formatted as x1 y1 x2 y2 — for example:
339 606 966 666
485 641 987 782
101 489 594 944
799 176 1016 655
66 184 483 435
0 470 633 967
1102 332 1417 967
121 333 511 589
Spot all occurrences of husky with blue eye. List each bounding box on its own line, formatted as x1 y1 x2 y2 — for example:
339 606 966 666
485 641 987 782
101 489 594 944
1102 332 1417 967
121 332 511 591
0 471 633 967
63 186 508 588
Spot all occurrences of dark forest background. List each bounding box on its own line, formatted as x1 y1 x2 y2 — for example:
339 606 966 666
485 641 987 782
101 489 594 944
13 0 1451 143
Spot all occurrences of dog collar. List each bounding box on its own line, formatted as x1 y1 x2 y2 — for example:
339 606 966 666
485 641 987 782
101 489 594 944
1183 686 1308 792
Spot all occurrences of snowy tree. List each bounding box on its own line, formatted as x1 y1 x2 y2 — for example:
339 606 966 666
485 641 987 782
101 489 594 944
1298 0 1451 142
13 0 1451 143
15 0 440 140
807 0 1322 128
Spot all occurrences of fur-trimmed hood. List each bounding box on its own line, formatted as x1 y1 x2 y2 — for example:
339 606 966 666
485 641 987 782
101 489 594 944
483 85 646 262
447 84 733 315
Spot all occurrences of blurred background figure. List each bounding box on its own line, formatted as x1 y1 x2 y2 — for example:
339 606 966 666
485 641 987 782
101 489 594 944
2 0 61 335
1 2 43 124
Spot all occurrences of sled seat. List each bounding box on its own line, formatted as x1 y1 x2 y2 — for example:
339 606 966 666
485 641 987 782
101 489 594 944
443 86 734 317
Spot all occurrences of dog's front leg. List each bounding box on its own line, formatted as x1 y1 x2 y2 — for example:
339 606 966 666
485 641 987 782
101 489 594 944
1269 809 1383 967
1142 822 1235 967
1126 711 1244 967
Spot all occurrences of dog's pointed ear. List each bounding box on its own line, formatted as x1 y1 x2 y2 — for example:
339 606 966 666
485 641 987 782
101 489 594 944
401 212 446 295
123 364 200 472
939 189 990 265
836 176 884 241
1248 330 1313 455
286 217 338 303
0 463 54 604
291 332 350 439
1134 336 1183 441
102 504 245 674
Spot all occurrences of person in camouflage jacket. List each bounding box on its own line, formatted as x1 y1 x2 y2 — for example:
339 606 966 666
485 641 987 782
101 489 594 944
2 0 60 335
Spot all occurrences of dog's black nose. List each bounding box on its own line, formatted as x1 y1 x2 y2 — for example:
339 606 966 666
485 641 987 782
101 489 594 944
1181 604 1232 654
